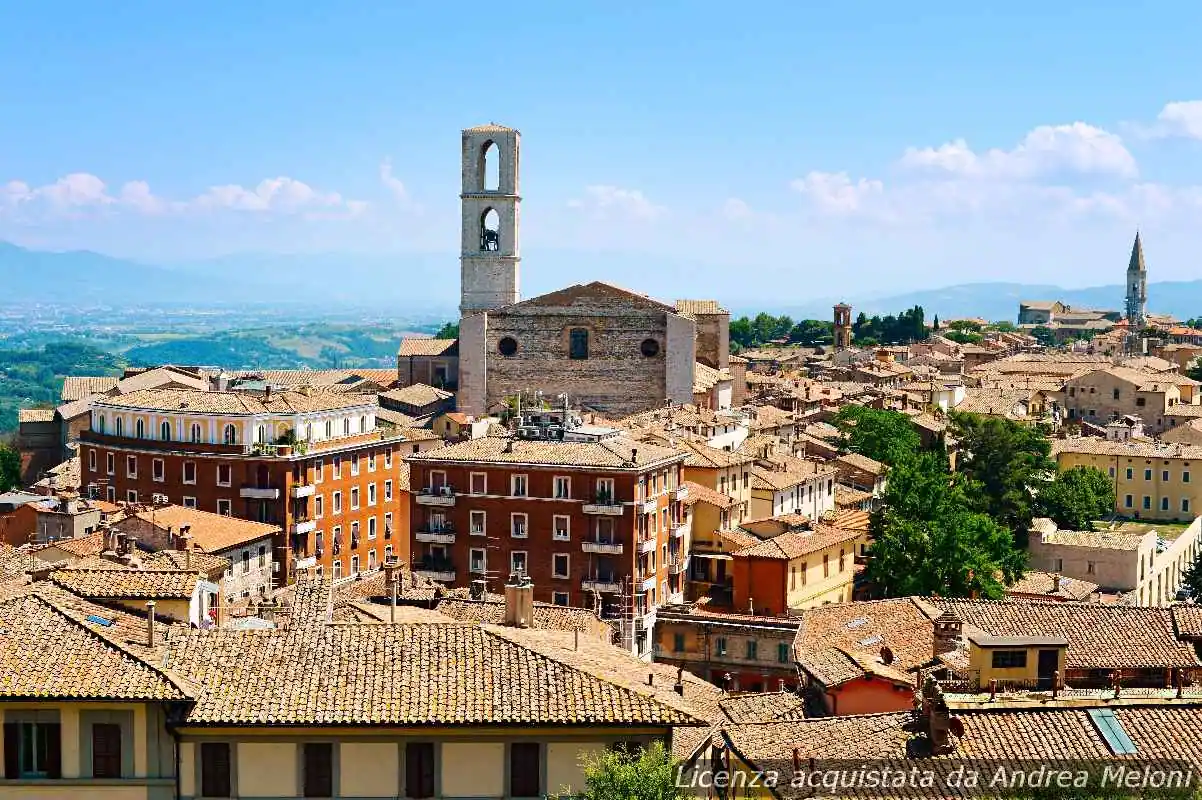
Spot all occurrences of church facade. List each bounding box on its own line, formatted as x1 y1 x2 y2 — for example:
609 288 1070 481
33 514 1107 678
444 124 730 417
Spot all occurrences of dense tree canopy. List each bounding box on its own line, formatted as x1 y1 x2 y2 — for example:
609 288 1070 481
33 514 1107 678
1036 466 1116 531
852 305 928 346
835 405 922 467
864 452 1024 599
949 412 1056 545
0 445 20 492
434 322 460 339
729 313 833 351
576 741 688 800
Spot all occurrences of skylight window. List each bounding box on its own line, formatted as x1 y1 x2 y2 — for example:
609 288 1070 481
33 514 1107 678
86 614 114 627
1088 709 1137 755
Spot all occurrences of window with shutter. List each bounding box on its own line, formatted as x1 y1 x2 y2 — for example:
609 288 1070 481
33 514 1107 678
4 721 61 779
302 743 333 797
200 742 232 798
509 742 542 797
405 742 436 798
91 723 122 778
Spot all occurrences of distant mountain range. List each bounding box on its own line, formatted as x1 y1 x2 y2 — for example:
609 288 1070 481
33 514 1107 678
3 241 1200 323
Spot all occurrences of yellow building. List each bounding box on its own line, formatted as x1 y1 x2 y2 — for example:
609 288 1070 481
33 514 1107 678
1051 437 1202 522
0 579 709 800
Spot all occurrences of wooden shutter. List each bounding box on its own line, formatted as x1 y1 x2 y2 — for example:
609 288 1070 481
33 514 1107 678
91 723 122 778
302 743 333 798
2 723 17 778
509 742 541 798
200 742 232 798
405 742 435 798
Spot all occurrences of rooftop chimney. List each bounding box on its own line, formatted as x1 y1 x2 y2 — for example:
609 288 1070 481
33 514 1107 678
503 572 534 628
674 666 685 696
932 608 963 658
146 601 157 647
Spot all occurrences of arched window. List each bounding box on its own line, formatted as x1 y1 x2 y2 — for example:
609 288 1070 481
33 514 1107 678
97 415 106 434
481 140 499 192
325 420 333 439
191 423 202 443
257 425 267 443
161 421 171 441
480 208 500 251
343 418 351 436
115 418 124 437
360 415 367 433
223 424 237 445
135 419 145 439
569 328 589 360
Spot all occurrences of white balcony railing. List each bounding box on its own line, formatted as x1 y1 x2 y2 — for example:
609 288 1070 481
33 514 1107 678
639 537 656 554
290 483 316 498
415 531 456 544
582 540 624 555
416 487 456 506
582 578 623 594
291 519 316 535
582 501 624 516
639 499 657 515
240 486 280 500
673 485 689 501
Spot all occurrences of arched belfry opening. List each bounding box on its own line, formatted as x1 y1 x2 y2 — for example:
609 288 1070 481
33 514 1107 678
481 140 500 192
481 208 500 251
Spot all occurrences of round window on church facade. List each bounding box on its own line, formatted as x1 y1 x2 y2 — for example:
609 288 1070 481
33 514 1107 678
640 338 661 357
498 336 518 356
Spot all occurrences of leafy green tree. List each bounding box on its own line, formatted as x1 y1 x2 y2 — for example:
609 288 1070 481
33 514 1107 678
949 412 1056 545
573 741 688 800
864 453 1025 598
1036 466 1116 531
944 330 984 344
1182 557 1202 601
835 405 921 466
932 314 940 330
434 321 459 339
991 320 1017 332
0 444 20 492
1031 326 1056 347
1186 358 1202 383
789 319 833 346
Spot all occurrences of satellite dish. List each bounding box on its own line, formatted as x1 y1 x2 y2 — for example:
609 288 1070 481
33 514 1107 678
880 646 895 665
949 717 965 738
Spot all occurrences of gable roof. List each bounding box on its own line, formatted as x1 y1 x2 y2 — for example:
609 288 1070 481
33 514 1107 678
124 505 280 553
732 523 860 561
793 598 937 689
380 383 454 408
504 281 678 314
50 568 202 600
407 435 683 470
0 587 189 701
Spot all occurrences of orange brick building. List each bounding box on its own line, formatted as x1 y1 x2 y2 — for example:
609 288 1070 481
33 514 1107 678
406 419 687 656
78 388 413 583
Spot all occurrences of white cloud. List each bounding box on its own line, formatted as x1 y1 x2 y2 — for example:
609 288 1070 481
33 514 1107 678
379 158 408 201
192 177 349 213
1152 100 1202 140
899 122 1137 180
567 185 665 220
790 171 884 215
721 197 753 220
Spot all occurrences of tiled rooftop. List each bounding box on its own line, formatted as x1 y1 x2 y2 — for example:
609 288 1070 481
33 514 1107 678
94 387 378 415
127 505 280 552
50 568 202 600
407 434 683 469
396 337 459 357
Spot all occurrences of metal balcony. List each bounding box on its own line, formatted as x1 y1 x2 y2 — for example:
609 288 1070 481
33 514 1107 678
582 577 623 594
240 485 280 500
414 560 456 582
582 500 624 516
415 487 456 507
415 529 456 544
291 519 316 535
582 540 624 555
290 483 316 498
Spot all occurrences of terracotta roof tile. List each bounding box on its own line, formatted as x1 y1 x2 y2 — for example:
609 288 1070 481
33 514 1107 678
50 568 202 600
380 383 454 407
681 480 735 509
407 435 683 469
732 523 859 560
396 337 459 357
125 505 279 553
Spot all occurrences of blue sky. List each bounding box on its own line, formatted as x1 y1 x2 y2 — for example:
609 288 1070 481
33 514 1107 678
2 1 1201 306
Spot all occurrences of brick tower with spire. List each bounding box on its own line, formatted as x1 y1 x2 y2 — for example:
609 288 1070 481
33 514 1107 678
1125 231 1147 354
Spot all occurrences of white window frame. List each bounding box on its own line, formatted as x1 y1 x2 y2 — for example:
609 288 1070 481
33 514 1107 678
351 554 360 574
106 452 115 476
510 550 528 575
470 510 486 536
87 449 96 472
384 480 393 502
217 464 232 488
333 491 342 514
368 516 377 540
152 458 165 483
470 548 487 574
553 515 570 541
314 458 324 483
333 560 342 580
384 449 393 469
351 454 360 476
552 591 570 606
351 487 360 510
333 457 342 479
182 496 197 509
511 512 528 539
553 553 570 579
367 483 377 506
470 472 487 495
126 455 138 479
384 512 393 538
368 452 377 472
553 476 571 499
126 489 138 503
315 494 324 518
183 460 197 485
596 477 615 500
511 474 528 497
217 499 231 516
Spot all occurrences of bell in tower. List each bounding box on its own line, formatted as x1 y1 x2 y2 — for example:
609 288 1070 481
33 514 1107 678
460 124 521 316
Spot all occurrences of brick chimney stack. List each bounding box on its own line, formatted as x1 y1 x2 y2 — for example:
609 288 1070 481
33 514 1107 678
932 608 962 658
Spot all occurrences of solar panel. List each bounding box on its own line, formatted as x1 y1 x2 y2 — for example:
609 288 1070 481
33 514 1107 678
1088 708 1138 755
86 615 114 627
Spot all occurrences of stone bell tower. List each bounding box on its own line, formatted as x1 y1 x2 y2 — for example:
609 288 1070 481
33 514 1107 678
460 124 521 317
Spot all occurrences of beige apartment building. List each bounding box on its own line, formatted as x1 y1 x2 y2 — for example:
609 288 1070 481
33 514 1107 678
1028 517 1202 605
1052 438 1202 522
1062 366 1199 433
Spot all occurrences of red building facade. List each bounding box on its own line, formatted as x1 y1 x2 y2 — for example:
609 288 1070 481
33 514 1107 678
406 434 687 656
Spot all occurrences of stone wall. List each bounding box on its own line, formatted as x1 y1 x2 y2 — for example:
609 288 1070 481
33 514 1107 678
693 311 730 370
